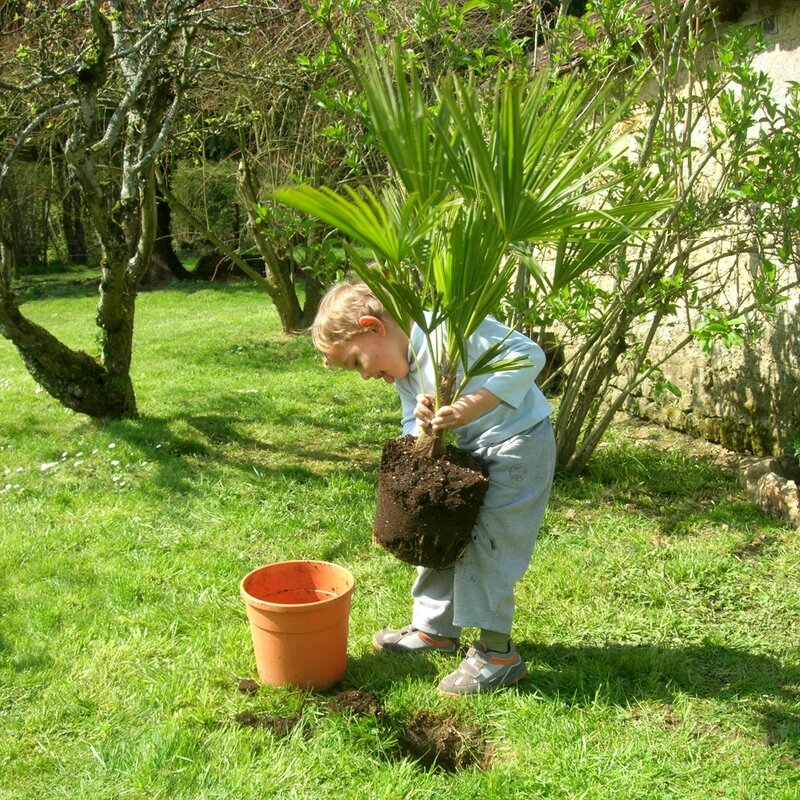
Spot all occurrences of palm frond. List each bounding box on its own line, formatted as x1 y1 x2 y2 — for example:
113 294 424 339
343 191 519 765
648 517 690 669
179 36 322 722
271 184 401 261
274 41 672 413
359 46 450 207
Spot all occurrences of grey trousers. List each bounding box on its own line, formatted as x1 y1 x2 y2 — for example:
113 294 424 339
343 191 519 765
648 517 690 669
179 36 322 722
411 417 556 638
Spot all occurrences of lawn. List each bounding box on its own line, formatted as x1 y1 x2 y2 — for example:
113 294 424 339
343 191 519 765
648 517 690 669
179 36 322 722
1 281 798 799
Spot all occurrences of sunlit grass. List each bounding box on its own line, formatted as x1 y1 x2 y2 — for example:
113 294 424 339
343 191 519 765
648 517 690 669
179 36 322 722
1 281 798 799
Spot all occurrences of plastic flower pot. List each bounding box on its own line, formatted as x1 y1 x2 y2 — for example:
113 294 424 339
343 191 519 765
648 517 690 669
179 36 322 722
240 560 355 691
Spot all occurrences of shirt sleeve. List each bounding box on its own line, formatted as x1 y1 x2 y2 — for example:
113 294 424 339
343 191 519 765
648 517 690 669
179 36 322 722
466 318 546 409
396 378 420 437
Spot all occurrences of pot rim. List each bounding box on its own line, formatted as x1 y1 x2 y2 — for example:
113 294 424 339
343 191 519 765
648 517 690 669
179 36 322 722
240 559 355 611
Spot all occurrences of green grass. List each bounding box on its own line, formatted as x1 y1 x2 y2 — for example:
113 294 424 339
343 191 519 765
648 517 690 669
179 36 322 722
1 281 798 799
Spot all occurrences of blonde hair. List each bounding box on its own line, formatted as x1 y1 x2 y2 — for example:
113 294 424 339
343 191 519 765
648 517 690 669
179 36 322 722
311 279 387 355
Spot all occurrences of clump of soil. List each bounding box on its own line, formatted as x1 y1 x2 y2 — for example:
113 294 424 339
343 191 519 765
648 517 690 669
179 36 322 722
326 689 386 721
373 436 489 569
396 710 493 772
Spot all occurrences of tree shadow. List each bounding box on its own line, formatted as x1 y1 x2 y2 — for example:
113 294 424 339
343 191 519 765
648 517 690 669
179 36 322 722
223 337 322 374
15 276 101 303
549 435 772 537
0 606 53 674
515 639 800 742
104 407 384 497
716 300 800 455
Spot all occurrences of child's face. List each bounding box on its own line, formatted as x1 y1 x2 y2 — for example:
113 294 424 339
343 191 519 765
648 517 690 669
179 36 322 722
325 316 410 384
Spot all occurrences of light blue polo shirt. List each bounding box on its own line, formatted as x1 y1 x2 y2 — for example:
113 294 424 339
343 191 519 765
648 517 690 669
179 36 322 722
393 314 552 452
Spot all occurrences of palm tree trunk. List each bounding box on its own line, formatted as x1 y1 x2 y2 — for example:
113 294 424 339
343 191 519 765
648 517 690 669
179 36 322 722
413 359 455 458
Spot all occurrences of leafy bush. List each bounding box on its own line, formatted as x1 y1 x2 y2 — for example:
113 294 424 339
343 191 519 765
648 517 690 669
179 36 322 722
171 160 247 253
510 1 800 472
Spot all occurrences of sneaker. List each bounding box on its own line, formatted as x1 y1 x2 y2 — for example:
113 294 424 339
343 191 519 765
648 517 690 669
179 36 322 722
372 625 460 655
437 640 527 696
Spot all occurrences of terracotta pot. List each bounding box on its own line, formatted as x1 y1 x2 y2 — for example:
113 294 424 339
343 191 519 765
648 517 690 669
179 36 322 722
240 560 355 690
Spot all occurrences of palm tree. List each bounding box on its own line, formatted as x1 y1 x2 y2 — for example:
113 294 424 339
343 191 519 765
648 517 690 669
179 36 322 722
274 44 670 456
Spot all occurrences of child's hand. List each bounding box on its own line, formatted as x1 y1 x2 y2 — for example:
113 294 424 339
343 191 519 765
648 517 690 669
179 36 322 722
414 394 435 428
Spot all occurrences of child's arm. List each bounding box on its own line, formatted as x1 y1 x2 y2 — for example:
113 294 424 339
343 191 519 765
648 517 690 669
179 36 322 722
415 388 500 432
466 320 545 410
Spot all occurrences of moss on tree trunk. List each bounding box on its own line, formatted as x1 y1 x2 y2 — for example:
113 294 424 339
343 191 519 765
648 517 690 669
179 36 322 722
0 293 136 418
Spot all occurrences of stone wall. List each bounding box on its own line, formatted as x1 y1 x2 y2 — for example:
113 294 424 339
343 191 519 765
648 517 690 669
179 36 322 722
627 0 800 457
627 297 800 454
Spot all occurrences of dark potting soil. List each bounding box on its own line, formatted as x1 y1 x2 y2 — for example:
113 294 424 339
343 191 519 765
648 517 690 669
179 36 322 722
373 436 489 569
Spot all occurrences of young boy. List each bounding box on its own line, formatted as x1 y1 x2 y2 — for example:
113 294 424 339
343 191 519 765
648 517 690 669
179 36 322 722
312 279 556 696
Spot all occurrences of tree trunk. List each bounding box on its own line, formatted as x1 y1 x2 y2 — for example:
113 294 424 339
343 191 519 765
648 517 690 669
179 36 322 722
270 260 305 333
299 267 324 329
413 359 455 458
0 288 136 417
238 155 305 334
147 173 191 283
0 2 215 420
61 180 88 264
4 169 47 272
0 233 17 289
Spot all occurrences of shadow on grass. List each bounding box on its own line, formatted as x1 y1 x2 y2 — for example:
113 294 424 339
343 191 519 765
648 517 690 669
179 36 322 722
16 275 258 304
550 438 768 536
0 620 53 674
343 640 799 709
517 639 800 741
223 337 320 374
15 276 101 303
341 649 443 691
102 407 384 496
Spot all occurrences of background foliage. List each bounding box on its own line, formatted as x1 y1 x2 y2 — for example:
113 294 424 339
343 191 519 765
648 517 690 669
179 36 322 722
1 0 798 463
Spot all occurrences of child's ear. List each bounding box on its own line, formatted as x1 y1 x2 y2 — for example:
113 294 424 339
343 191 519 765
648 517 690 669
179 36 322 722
357 315 385 335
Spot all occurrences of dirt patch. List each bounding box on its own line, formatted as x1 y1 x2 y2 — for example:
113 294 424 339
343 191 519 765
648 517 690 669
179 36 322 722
234 710 304 738
396 709 492 772
325 692 491 770
373 436 489 569
233 685 492 771
325 689 386 721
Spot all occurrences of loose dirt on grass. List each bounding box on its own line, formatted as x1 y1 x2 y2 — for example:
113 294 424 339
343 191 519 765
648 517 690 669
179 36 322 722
234 709 305 738
397 709 493 772
324 688 386 721
234 684 492 772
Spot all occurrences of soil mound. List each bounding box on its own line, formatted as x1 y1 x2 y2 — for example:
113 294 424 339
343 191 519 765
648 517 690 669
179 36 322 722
397 709 492 772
